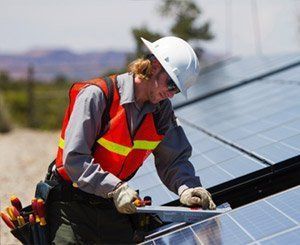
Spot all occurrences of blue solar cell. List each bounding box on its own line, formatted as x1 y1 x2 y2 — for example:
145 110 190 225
254 143 300 164
239 120 276 134
203 146 240 164
196 165 233 188
259 126 299 141
191 137 221 154
262 110 299 125
218 155 266 177
154 227 200 245
235 135 274 150
281 134 300 150
285 118 300 131
220 127 254 141
190 154 215 171
260 227 300 245
206 122 235 133
229 201 296 240
191 214 253 245
266 187 300 223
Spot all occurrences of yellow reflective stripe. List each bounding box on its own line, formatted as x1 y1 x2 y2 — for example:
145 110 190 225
97 138 161 156
133 140 161 150
59 137 65 149
98 138 132 156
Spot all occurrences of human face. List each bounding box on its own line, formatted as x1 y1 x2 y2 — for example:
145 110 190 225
148 68 180 104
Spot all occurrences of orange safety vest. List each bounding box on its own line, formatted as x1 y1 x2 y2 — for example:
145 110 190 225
56 75 164 182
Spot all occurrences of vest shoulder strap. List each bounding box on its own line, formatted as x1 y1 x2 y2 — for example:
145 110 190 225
100 76 114 134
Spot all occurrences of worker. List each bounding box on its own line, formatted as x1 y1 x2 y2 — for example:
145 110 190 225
46 36 216 244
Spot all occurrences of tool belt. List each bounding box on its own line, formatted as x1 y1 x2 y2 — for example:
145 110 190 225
8 181 53 245
46 167 114 208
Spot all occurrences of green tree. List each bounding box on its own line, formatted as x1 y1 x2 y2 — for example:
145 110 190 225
54 74 68 86
159 0 214 42
0 93 12 133
0 70 11 83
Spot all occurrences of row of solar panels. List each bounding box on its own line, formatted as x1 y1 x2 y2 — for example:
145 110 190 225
173 53 300 107
143 185 300 244
129 54 300 206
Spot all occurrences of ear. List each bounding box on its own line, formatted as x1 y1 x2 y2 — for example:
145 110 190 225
151 59 163 75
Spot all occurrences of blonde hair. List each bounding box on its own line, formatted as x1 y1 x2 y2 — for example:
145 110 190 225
128 58 152 80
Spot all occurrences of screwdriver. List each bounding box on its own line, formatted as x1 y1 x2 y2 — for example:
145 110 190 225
31 198 40 223
37 199 47 226
5 207 17 225
0 211 15 230
17 216 25 226
10 196 22 212
29 214 35 225
133 197 152 207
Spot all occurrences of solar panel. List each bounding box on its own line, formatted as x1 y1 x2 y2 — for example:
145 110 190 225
144 185 300 244
129 61 300 206
172 53 300 107
265 64 300 83
176 77 300 165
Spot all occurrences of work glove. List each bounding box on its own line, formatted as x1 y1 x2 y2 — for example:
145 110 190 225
180 187 216 210
108 182 138 214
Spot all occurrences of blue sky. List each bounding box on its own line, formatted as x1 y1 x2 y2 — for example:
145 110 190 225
0 0 299 56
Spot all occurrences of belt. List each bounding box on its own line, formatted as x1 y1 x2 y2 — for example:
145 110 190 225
48 171 114 208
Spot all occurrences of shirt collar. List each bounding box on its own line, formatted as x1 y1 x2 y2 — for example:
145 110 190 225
116 73 157 112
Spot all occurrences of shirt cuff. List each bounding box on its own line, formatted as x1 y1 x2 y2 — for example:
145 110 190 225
178 184 190 196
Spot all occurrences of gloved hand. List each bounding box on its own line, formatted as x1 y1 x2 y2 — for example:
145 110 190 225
108 182 138 214
180 187 216 210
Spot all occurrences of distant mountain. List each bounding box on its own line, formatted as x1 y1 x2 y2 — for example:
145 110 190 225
0 49 128 81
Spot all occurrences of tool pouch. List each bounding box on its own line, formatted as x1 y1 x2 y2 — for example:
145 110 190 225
10 180 57 244
10 205 33 244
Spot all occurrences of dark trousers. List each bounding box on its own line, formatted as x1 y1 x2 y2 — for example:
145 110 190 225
47 200 135 244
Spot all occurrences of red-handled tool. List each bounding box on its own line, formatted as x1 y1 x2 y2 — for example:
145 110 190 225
5 207 17 224
29 214 35 225
11 206 20 220
10 196 22 212
31 198 40 223
1 211 15 230
37 199 47 226
134 197 152 207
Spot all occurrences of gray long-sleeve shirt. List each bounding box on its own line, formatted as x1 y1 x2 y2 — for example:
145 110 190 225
63 73 201 198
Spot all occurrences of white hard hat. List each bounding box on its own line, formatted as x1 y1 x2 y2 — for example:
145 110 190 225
141 36 200 98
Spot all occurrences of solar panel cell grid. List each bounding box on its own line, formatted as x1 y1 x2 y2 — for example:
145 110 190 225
281 134 300 151
260 227 300 245
254 143 300 164
172 54 300 107
191 214 253 245
228 201 296 240
218 155 266 178
145 186 300 245
154 227 200 245
266 187 300 223
196 166 233 188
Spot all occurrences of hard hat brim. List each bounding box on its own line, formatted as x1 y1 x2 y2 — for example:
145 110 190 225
141 37 188 98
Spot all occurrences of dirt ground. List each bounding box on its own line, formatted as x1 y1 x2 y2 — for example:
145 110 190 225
0 128 59 245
